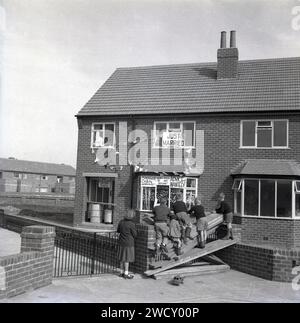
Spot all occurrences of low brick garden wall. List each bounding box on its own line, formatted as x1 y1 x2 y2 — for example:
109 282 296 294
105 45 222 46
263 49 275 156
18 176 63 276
0 211 154 276
216 242 300 282
0 225 55 299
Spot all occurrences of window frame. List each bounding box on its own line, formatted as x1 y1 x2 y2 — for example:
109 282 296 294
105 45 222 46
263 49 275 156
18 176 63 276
240 119 289 149
232 179 242 191
233 178 297 219
91 122 116 149
153 121 196 149
295 181 300 194
139 175 198 211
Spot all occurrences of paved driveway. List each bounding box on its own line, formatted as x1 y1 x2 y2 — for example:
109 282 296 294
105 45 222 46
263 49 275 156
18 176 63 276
1 270 300 303
0 228 21 257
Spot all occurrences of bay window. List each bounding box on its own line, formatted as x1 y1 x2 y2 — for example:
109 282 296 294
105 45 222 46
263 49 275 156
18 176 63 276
296 194 300 217
295 181 300 217
233 178 298 218
244 180 259 216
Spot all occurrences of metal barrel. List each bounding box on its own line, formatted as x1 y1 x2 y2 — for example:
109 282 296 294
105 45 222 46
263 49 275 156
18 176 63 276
89 203 101 223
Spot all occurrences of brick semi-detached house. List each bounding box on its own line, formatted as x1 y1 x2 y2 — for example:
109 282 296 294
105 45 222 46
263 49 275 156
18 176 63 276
74 31 300 280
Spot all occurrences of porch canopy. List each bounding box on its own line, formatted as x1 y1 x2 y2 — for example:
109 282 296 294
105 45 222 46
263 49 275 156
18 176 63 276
133 164 202 176
231 159 300 177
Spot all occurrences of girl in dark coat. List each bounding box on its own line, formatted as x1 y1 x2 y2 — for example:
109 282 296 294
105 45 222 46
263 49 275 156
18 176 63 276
117 209 137 279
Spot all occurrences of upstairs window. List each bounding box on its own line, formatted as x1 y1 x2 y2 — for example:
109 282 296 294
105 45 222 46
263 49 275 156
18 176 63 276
91 123 115 148
241 120 288 148
153 121 195 148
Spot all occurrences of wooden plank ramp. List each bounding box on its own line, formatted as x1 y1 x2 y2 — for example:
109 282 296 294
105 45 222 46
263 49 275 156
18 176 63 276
144 239 236 277
153 263 230 280
148 213 224 267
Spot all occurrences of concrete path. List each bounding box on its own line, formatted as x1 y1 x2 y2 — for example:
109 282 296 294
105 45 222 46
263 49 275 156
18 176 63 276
0 228 21 257
1 270 300 303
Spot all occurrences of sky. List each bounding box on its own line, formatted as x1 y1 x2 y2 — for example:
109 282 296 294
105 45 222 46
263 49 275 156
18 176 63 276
0 0 299 168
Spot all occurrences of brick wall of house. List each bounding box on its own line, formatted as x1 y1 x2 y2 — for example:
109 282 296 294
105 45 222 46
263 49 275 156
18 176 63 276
74 117 134 227
294 221 300 248
240 217 300 248
216 243 300 282
0 225 55 299
74 113 300 236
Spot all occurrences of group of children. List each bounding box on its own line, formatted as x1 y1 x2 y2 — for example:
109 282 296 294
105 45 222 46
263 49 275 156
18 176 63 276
116 192 233 279
152 192 209 256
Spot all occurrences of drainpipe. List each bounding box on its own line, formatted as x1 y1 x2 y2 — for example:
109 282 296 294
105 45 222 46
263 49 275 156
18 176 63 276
130 115 136 209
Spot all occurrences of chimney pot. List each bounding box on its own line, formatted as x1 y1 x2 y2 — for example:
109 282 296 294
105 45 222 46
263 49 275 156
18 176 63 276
230 30 236 48
217 30 239 79
220 31 226 49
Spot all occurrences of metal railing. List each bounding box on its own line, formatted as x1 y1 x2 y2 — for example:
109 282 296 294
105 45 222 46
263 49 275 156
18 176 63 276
53 230 120 277
0 211 121 278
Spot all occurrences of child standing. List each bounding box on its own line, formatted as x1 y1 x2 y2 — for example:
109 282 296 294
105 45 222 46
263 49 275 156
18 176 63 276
117 209 137 279
172 192 193 244
169 213 183 256
152 198 171 254
188 196 208 248
215 192 234 240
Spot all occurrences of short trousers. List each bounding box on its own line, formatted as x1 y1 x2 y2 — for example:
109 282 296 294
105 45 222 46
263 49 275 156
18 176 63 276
154 222 169 238
176 212 192 227
196 217 208 231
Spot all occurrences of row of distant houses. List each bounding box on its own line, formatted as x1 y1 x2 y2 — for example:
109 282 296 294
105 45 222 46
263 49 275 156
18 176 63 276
0 158 76 194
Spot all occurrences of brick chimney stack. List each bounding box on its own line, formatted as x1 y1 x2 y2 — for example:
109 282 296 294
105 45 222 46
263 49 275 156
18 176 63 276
217 30 239 79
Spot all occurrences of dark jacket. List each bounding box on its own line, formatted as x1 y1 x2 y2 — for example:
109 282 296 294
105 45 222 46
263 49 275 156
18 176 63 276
117 218 137 247
188 205 206 219
152 204 171 223
216 201 232 215
172 201 188 214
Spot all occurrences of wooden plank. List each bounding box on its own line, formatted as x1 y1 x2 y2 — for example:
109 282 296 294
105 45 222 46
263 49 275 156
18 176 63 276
148 213 224 268
202 254 227 266
153 264 230 279
144 239 236 276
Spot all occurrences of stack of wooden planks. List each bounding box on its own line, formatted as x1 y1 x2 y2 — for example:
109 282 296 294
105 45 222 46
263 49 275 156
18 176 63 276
145 213 236 279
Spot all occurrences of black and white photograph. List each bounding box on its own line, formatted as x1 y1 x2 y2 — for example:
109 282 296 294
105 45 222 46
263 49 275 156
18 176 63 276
0 0 300 308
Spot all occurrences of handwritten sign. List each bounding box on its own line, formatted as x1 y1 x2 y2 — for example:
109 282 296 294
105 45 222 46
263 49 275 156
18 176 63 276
141 176 187 187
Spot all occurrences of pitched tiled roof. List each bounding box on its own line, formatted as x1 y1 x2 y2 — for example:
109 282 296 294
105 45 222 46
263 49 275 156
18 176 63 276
78 57 300 116
231 159 300 177
0 158 76 176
